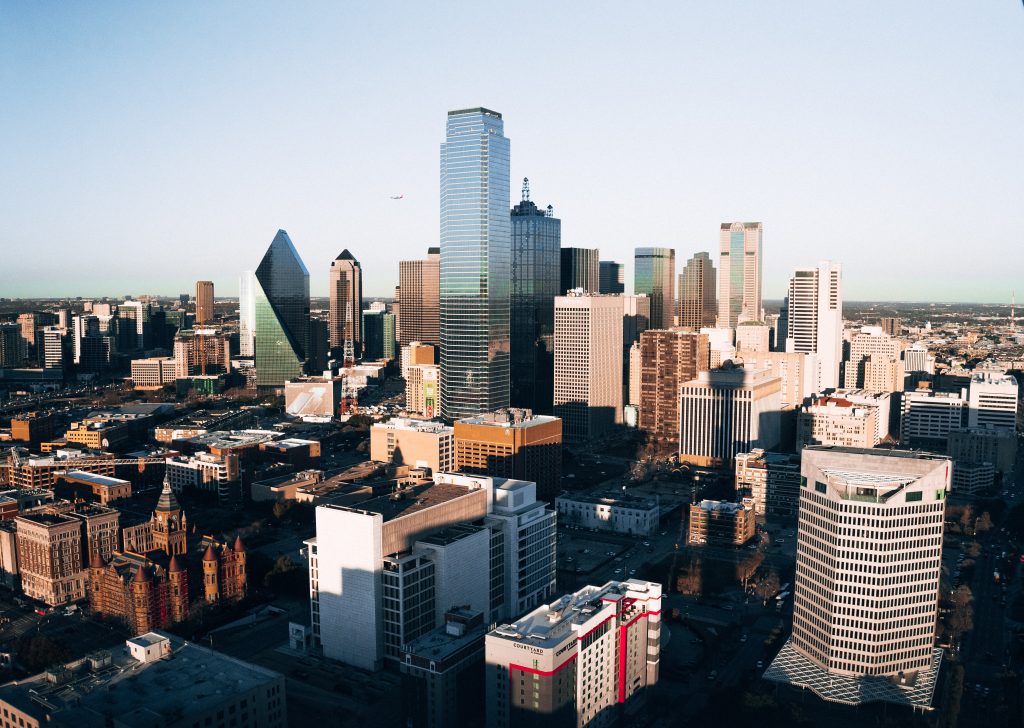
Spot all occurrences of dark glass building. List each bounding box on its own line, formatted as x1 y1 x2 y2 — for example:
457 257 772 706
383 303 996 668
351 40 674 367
559 247 599 294
254 229 310 390
634 247 675 329
599 261 624 294
362 310 396 361
510 178 561 414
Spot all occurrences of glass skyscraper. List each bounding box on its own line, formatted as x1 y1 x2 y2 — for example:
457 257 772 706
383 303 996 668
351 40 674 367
511 177 560 414
634 247 675 329
440 108 511 420
254 229 310 390
717 222 763 327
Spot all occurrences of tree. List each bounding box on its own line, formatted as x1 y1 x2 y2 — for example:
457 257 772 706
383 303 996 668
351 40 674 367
965 541 981 559
959 505 974 535
738 552 765 591
272 500 294 521
947 585 974 643
755 570 781 605
975 512 993 534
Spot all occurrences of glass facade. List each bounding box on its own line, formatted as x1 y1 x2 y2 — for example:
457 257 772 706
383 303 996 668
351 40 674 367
510 181 560 413
634 247 675 329
362 310 396 361
254 229 310 389
599 261 624 294
559 247 599 294
440 108 511 420
718 222 763 327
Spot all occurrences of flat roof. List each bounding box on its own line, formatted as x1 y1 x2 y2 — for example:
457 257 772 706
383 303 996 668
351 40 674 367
16 511 77 526
556 491 658 510
184 430 278 448
323 481 477 523
63 471 130 487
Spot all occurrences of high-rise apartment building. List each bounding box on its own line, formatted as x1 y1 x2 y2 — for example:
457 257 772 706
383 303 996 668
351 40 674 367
510 180 560 414
598 260 624 294
717 222 762 327
785 261 843 392
764 447 948 710
560 247 599 294
0 324 27 368
678 365 781 467
843 326 904 392
195 280 214 324
735 323 771 353
40 326 66 372
406 363 441 418
967 371 1018 430
173 328 232 378
485 580 661 728
399 247 441 346
553 293 623 442
677 251 717 330
638 329 709 450
329 249 363 358
879 317 902 336
453 409 562 502
118 299 150 350
254 230 310 390
440 108 511 420
903 344 935 375
239 270 256 357
634 247 675 329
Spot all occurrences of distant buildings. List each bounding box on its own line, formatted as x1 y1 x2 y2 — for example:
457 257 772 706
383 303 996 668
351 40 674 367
485 580 661 727
638 329 709 450
173 328 232 378
688 498 756 546
735 323 770 354
677 251 717 330
717 222 762 327
785 261 842 391
554 292 623 442
765 447 948 710
329 249 363 358
598 260 624 294
510 180 560 414
678 365 781 467
195 280 214 324
967 371 1018 430
560 247 599 294
130 356 177 389
453 409 562 502
634 247 675 329
0 324 26 368
440 107 511 420
254 230 310 390
399 247 441 347
239 269 256 357
735 449 801 517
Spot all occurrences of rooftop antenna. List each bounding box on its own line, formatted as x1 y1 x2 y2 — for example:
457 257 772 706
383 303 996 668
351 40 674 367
522 177 530 202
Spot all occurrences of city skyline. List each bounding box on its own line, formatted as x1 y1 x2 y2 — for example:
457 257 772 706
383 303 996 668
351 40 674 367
3 4 1023 302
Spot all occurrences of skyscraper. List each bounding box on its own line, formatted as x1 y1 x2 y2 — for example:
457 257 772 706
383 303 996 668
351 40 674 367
553 292 623 442
634 247 675 329
677 251 717 330
764 447 948 710
329 249 362 359
398 247 440 346
510 178 560 413
639 329 709 450
717 222 763 327
195 281 214 324
560 247 599 294
362 310 396 361
254 229 310 390
598 260 625 294
440 107 511 420
785 261 843 392
238 270 255 357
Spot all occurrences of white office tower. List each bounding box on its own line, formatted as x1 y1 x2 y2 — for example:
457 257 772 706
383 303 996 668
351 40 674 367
764 447 949 709
678 364 781 467
699 327 735 368
903 344 935 375
239 270 256 357
485 580 661 728
553 292 624 442
434 472 557 620
900 388 966 448
785 261 842 392
967 371 1018 430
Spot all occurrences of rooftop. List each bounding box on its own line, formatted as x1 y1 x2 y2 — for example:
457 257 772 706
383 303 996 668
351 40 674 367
556 491 658 510
696 499 749 514
374 418 453 434
322 481 478 523
183 429 279 449
62 471 130 488
0 631 282 726
456 408 559 428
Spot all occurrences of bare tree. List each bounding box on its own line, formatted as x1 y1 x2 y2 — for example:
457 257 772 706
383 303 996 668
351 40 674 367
755 570 781 605
975 512 993 534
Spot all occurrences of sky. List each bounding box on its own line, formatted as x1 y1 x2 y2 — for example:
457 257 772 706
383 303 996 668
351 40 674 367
1 2 1022 303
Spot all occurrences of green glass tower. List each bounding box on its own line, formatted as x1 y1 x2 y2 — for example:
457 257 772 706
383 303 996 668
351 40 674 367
254 229 310 390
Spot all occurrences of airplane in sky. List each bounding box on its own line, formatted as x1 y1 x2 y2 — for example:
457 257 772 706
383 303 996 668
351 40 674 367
390 194 404 200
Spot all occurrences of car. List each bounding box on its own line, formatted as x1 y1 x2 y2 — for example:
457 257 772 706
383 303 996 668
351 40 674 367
740 634 748 642
629 569 637 575
756 660 764 669
642 541 650 547
722 605 734 611
614 568 623 575
707 671 718 681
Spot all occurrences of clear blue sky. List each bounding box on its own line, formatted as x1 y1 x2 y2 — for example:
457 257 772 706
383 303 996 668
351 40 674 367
2 2 1021 302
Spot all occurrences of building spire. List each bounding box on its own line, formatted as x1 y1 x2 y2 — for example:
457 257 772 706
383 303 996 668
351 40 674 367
522 177 530 202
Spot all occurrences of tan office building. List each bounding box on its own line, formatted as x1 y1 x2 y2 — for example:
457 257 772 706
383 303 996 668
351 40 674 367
796 395 881 450
329 249 363 356
195 280 214 324
399 249 441 346
371 418 455 474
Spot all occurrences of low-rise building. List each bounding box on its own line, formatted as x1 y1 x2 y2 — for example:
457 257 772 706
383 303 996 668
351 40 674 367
485 580 662 727
371 418 455 474
16 511 86 605
0 631 286 727
54 471 131 505
735 449 801 517
946 427 1017 474
796 395 881 450
251 469 325 502
165 452 240 501
130 356 177 389
951 460 995 497
687 498 756 546
555 492 659 536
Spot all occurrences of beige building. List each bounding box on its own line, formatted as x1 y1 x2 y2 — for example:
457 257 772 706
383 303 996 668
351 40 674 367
485 580 662 728
329 249 363 356
764 447 948 709
735 323 771 353
843 326 904 392
796 395 881 450
69 504 120 562
734 350 815 409
398 249 441 346
688 498 756 545
678 365 781 468
16 512 86 606
553 292 623 442
130 356 177 389
406 363 441 418
454 409 563 501
195 280 214 324
371 418 455 474
627 341 642 406
174 328 232 378
735 449 801 517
